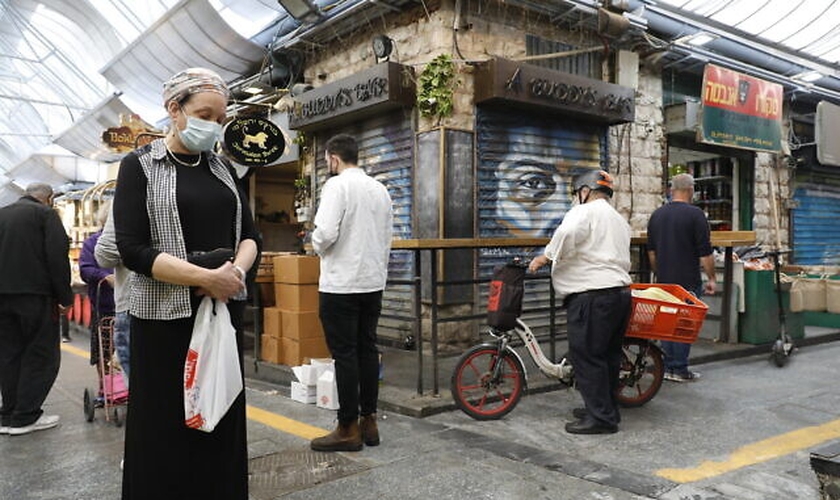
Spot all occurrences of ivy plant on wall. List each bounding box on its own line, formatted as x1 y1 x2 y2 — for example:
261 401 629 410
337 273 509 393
417 54 459 121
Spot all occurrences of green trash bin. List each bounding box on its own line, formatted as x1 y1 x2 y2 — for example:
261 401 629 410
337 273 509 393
738 270 804 344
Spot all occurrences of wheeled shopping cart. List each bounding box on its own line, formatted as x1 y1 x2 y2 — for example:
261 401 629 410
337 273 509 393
82 280 128 426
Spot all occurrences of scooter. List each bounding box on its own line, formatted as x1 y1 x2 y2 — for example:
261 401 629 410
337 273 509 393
766 249 795 367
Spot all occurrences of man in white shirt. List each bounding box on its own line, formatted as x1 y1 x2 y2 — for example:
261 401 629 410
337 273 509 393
310 134 393 452
529 170 631 435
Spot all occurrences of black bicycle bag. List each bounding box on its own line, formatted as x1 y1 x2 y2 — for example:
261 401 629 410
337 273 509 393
487 263 525 330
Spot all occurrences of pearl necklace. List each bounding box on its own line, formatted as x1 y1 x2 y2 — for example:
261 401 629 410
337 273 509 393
165 143 202 167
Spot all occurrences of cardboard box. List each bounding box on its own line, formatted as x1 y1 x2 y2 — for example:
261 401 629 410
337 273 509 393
290 381 316 404
273 255 320 284
316 369 339 410
281 310 324 340
274 283 319 312
258 283 275 307
262 307 282 338
260 335 281 364
281 336 331 366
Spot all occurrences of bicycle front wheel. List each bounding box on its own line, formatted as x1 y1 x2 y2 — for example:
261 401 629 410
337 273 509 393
451 345 525 420
617 338 664 407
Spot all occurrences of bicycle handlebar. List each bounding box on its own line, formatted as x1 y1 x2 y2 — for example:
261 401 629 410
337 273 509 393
506 257 529 269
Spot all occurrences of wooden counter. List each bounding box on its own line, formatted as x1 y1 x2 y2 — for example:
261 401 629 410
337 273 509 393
391 231 756 250
632 230 757 247
391 237 549 250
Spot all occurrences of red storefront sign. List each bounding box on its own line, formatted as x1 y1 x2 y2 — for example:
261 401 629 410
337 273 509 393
700 64 783 152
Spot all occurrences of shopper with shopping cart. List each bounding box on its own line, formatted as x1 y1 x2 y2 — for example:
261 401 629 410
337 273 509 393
79 203 115 385
95 204 132 388
528 170 632 435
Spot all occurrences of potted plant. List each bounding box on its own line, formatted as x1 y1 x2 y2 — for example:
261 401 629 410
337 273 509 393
294 175 311 222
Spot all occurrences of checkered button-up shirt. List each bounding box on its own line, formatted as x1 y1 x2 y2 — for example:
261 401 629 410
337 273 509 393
125 139 244 320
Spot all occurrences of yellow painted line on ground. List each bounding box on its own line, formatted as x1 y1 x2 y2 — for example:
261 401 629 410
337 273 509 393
246 405 327 440
61 343 91 359
61 342 328 440
657 418 840 483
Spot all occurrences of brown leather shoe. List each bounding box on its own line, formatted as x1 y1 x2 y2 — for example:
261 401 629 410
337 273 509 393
359 414 380 446
310 420 363 452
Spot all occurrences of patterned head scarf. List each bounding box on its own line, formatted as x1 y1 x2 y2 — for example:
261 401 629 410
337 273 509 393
162 67 230 107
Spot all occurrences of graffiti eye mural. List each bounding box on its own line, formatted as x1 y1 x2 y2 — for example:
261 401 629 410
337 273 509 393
507 165 558 203
477 107 606 243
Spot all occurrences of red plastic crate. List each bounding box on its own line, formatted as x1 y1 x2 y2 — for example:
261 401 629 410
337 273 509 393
625 284 708 344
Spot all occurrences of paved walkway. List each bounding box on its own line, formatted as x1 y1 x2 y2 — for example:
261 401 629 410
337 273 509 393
245 325 840 418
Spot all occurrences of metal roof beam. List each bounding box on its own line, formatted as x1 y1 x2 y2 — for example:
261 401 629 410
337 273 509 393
0 93 90 110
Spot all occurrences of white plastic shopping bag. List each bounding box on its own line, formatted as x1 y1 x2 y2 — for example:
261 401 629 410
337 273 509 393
184 297 243 432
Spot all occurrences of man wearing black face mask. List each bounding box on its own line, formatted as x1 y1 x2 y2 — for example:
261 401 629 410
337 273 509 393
310 134 393 452
528 170 632 435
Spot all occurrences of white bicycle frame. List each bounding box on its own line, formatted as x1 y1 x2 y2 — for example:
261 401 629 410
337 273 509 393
498 318 573 382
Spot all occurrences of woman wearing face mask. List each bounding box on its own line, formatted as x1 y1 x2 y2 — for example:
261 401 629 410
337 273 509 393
113 67 259 500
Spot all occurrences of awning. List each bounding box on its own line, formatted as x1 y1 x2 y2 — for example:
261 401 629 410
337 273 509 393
52 93 139 163
100 0 266 122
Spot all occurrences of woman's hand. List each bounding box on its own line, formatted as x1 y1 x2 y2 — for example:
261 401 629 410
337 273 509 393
196 261 245 302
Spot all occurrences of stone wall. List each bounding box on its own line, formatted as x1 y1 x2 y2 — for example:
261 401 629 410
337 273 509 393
753 152 792 248
611 65 666 233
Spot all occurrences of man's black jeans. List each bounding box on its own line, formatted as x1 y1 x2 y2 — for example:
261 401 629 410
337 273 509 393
0 294 61 427
319 291 382 424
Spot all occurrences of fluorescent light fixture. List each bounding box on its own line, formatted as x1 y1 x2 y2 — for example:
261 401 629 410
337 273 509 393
678 32 718 47
276 0 322 23
793 70 824 83
240 80 274 96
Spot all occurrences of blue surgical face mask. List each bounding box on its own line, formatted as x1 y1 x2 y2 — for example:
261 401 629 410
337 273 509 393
178 113 222 153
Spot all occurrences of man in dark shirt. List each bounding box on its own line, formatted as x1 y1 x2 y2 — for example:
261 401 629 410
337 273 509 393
0 183 73 435
647 173 716 382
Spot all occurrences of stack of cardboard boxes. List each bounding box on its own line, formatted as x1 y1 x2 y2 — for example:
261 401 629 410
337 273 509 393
259 255 331 365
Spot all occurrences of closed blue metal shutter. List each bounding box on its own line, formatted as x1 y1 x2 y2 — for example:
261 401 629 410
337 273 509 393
315 111 414 344
793 175 840 265
476 107 607 336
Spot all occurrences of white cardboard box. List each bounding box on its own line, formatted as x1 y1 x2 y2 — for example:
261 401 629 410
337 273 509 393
291 364 318 386
290 381 316 404
291 359 334 386
316 369 339 410
310 358 334 380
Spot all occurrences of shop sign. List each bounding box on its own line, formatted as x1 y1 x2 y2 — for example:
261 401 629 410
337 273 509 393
222 117 287 166
699 64 783 153
102 114 158 152
474 58 635 125
289 62 415 131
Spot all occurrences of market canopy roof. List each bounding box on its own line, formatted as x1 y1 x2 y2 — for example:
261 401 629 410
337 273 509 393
0 0 283 202
659 0 840 66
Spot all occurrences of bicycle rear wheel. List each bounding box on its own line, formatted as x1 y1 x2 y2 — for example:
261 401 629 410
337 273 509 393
617 338 664 407
451 345 525 420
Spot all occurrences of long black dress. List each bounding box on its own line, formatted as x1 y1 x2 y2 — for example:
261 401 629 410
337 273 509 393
114 148 258 500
